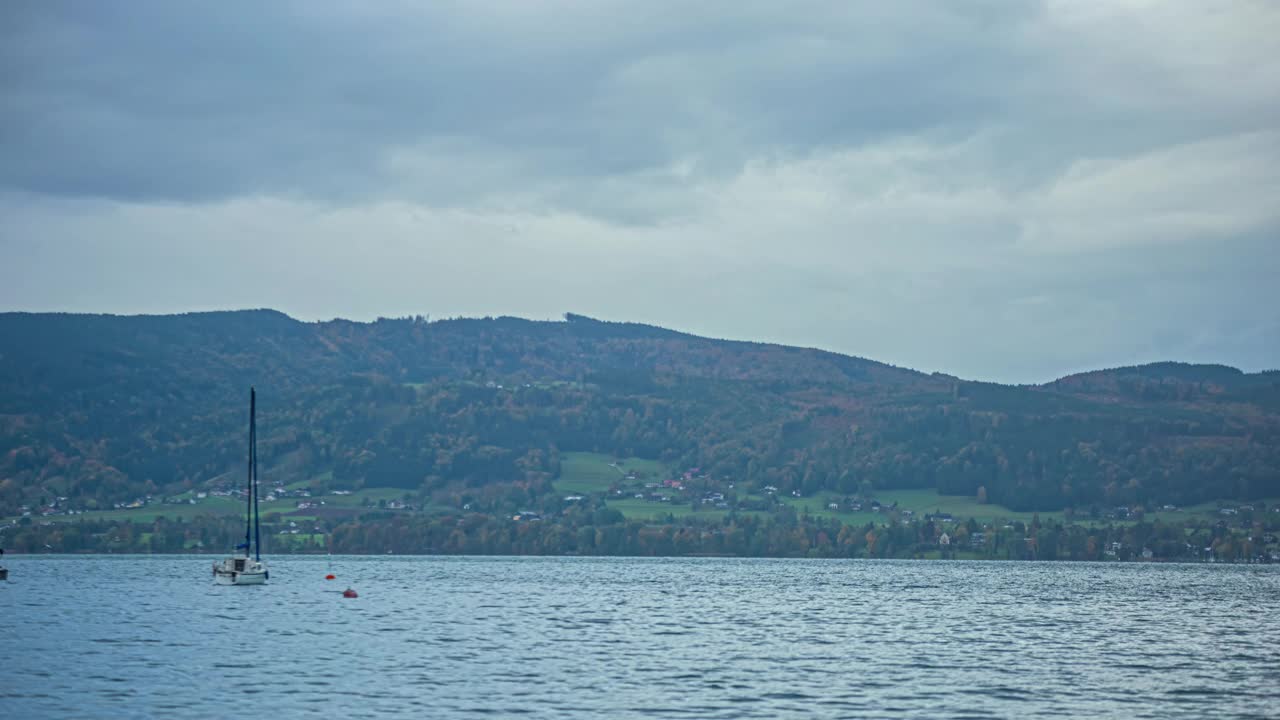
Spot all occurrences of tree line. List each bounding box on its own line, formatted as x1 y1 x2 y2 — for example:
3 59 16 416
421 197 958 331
5 510 1273 563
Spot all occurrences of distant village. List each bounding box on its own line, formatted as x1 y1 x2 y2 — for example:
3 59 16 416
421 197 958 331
531 461 1280 564
7 459 1280 563
6 477 414 538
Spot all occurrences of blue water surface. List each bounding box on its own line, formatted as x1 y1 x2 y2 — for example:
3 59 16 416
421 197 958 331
3 556 1278 719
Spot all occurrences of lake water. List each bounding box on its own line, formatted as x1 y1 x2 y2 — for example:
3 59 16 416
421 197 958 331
3 556 1278 719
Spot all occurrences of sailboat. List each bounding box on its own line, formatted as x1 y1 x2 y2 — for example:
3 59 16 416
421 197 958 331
213 388 269 585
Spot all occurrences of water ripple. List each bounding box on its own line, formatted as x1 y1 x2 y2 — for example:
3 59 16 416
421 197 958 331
3 556 1279 719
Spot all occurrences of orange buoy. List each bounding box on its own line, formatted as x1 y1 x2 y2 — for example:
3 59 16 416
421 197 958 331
325 574 336 580
342 588 358 598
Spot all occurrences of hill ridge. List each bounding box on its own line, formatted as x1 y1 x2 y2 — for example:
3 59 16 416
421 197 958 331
1 309 1276 516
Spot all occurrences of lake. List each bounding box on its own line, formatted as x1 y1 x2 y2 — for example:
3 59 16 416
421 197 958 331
3 556 1278 718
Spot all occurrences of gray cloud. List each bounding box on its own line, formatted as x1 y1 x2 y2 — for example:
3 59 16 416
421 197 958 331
0 2 1072 206
1 1 1278 382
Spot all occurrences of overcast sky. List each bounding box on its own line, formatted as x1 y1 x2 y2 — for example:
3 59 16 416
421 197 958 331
2 1 1277 383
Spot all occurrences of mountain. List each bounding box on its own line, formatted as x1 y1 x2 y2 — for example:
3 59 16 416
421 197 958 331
1 310 1277 516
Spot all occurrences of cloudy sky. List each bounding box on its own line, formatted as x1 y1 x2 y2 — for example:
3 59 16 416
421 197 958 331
2 1 1277 383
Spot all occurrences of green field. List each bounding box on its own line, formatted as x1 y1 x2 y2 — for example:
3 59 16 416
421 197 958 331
782 489 1070 524
779 493 883 523
555 452 669 494
7 486 414 526
321 487 408 508
285 471 331 490
606 498 765 521
263 532 327 552
883 489 1065 524
782 489 1280 526
58 496 248 523
1137 497 1279 523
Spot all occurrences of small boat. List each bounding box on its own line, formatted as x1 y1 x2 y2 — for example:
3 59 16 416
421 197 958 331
0 547 7 581
213 388 269 586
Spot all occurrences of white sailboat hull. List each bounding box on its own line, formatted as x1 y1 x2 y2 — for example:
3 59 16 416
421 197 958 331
213 557 268 585
213 570 267 585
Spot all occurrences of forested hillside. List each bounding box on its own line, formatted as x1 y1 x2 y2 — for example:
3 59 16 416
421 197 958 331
1 310 1277 519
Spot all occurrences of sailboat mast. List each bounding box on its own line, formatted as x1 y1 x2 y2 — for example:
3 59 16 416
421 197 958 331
245 387 254 554
252 388 261 562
